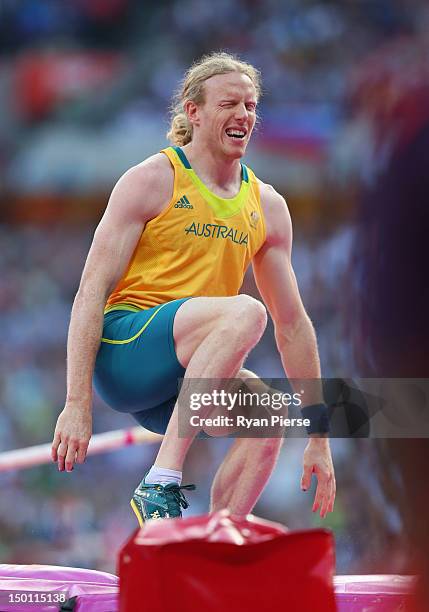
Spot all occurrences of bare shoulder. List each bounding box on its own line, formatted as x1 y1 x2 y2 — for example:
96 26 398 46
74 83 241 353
258 180 292 247
107 152 174 223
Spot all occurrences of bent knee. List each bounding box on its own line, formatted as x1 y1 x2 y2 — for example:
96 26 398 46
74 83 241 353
228 295 267 338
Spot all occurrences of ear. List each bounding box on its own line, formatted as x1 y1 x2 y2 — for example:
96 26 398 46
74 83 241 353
184 100 201 128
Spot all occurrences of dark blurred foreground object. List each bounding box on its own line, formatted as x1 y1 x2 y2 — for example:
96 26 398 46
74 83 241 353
350 35 429 611
350 37 429 378
119 510 336 612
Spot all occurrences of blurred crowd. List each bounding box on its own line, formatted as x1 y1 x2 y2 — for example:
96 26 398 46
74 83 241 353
1 0 428 582
1 0 428 193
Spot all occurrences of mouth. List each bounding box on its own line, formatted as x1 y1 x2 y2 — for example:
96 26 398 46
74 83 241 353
225 128 247 141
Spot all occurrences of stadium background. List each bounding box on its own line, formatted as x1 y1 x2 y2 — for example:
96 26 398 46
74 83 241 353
0 0 428 578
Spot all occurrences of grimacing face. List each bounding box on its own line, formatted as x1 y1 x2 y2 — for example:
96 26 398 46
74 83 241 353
188 71 258 160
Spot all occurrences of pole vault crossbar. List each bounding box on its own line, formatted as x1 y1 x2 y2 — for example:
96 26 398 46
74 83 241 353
0 427 162 472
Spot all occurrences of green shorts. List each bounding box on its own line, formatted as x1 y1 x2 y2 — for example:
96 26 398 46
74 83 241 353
94 298 191 435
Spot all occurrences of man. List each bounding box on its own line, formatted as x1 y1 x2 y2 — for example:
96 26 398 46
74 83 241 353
51 52 335 524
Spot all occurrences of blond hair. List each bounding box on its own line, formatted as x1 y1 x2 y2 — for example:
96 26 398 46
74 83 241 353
167 51 261 146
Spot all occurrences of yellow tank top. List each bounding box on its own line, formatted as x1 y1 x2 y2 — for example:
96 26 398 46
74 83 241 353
105 146 266 311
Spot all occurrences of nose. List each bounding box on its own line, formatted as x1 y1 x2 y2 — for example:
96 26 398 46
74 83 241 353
234 103 248 122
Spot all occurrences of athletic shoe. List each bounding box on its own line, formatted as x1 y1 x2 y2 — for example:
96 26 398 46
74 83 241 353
130 479 196 526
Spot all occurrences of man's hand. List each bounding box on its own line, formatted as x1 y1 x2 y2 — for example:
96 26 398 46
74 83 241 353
301 438 336 518
51 404 92 472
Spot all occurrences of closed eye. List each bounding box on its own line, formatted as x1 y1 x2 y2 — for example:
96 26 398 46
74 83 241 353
221 102 256 111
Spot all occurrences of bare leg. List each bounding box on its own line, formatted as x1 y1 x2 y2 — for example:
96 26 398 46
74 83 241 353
153 295 268 471
210 370 284 514
210 437 283 514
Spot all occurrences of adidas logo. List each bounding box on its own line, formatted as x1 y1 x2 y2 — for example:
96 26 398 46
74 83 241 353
174 195 193 209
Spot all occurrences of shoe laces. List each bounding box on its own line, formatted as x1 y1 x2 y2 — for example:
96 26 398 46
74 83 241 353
164 483 196 510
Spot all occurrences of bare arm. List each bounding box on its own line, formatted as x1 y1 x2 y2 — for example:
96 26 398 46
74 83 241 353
253 185 322 400
253 184 335 518
52 154 173 472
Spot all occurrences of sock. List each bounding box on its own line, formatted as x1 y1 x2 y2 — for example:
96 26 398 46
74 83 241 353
144 465 182 486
